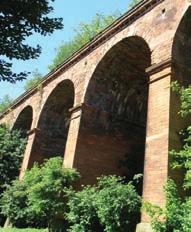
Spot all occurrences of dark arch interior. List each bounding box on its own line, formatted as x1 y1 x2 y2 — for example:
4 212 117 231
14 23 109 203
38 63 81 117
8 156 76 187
29 80 74 167
75 37 151 193
172 7 191 86
12 106 33 138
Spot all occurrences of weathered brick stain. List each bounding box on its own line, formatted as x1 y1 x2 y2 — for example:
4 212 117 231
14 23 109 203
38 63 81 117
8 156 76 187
0 1 190 230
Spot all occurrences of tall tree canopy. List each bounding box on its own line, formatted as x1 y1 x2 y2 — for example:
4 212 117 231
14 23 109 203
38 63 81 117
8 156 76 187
0 0 63 83
0 124 27 226
49 12 121 70
0 95 13 113
24 69 43 91
48 0 141 71
0 124 27 194
129 0 141 8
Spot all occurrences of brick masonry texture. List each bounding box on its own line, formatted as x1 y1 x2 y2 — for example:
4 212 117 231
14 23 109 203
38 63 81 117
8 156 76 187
0 1 191 231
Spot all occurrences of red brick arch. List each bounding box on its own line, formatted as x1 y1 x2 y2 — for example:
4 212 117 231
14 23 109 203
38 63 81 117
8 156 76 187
74 36 151 185
0 1 190 231
25 79 75 168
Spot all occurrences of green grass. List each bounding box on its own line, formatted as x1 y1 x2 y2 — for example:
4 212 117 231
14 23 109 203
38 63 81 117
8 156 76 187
0 229 47 232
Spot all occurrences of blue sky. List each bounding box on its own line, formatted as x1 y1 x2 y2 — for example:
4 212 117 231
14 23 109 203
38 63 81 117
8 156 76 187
0 0 132 99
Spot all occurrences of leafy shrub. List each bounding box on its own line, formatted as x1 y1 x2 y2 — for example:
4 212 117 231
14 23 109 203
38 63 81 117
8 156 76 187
0 229 47 232
67 175 141 232
67 186 101 232
144 179 191 232
0 124 27 226
1 157 80 230
0 179 46 228
144 82 191 231
2 162 141 231
96 176 141 232
25 158 80 220
0 124 27 193
169 82 191 190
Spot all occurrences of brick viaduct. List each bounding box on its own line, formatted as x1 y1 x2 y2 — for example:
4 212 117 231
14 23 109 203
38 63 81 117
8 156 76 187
1 0 191 231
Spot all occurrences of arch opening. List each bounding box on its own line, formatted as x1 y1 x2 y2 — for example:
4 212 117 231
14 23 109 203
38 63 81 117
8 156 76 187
172 7 191 86
12 106 33 138
76 36 151 193
29 80 74 167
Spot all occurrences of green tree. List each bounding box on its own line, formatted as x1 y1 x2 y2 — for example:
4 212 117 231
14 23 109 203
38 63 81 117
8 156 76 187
144 81 191 231
0 124 27 226
1 157 80 230
0 179 47 228
170 82 191 189
25 158 80 227
0 0 63 83
67 176 141 232
145 179 191 232
0 124 27 194
0 95 13 113
24 70 43 91
49 1 145 71
67 186 101 232
49 12 121 70
129 0 141 8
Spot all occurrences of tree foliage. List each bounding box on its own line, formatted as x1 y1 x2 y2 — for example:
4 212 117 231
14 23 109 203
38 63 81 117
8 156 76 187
0 95 13 113
0 179 47 228
0 124 27 195
170 81 191 189
49 1 143 71
67 176 141 232
1 162 141 231
144 179 191 232
144 81 191 231
0 124 27 226
1 157 80 229
24 158 80 221
129 0 142 8
49 12 121 70
0 229 47 232
24 70 43 91
0 0 63 83
67 186 100 232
